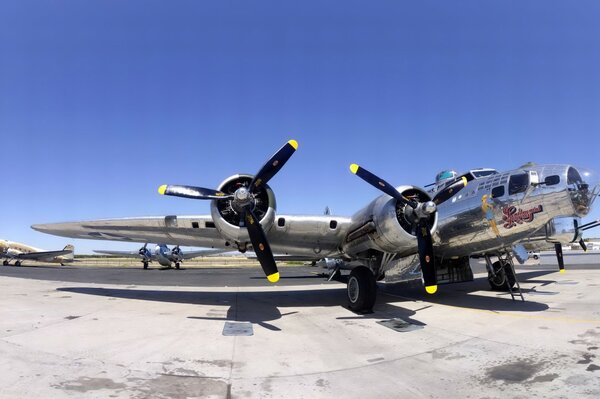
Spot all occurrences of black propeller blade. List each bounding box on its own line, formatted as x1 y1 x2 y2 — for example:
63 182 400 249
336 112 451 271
350 164 418 208
158 139 299 283
349 163 437 294
416 220 437 294
554 243 565 273
158 185 231 200
244 209 279 282
432 177 468 205
250 140 298 191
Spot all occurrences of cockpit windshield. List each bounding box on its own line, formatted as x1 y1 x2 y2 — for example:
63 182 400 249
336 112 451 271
472 169 498 178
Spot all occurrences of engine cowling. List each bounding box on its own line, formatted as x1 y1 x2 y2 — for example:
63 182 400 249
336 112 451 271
209 174 276 248
342 185 438 256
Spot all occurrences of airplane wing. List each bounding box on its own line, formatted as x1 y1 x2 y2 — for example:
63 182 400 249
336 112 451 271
181 248 231 259
32 214 352 258
16 249 72 261
93 250 143 257
32 216 227 248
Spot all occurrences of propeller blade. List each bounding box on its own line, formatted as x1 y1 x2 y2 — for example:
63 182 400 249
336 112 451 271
158 185 232 200
579 239 588 252
416 221 437 293
244 208 279 283
579 219 600 232
249 140 299 191
432 177 468 205
554 243 565 273
349 164 417 208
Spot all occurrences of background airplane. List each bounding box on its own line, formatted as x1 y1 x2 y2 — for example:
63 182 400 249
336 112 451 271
0 240 74 266
94 243 227 269
33 140 600 311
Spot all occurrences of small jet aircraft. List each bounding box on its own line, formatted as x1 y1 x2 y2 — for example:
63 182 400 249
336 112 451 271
0 240 74 266
32 140 599 311
94 243 227 269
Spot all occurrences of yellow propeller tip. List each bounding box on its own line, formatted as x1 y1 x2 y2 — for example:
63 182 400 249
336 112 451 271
267 272 280 283
288 139 298 150
425 285 438 294
350 164 359 174
158 185 167 195
559 269 566 273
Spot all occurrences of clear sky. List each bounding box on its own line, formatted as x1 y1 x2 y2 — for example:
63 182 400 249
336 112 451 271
1 1 599 254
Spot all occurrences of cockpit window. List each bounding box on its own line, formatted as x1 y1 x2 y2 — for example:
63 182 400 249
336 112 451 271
508 173 529 195
472 170 498 178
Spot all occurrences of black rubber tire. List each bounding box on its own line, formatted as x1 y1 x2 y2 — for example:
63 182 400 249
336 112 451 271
347 266 377 312
488 261 516 291
143 262 149 270
15 261 21 267
533 255 539 260
2 260 8 266
175 262 180 270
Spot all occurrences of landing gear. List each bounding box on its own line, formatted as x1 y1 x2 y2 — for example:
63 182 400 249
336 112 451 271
143 261 149 269
347 266 376 312
487 260 516 291
15 261 22 267
175 262 180 270
2 260 8 266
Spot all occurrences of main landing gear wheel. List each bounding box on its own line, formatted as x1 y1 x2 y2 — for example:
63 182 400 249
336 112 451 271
175 262 180 270
143 261 149 270
488 261 516 291
2 260 8 266
15 261 22 267
347 266 377 312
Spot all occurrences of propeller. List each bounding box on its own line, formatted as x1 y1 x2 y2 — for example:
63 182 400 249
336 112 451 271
138 243 150 259
349 164 438 294
554 243 565 273
158 139 299 283
432 177 468 205
172 245 182 260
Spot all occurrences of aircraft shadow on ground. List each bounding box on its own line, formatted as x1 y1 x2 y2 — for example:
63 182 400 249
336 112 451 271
379 270 555 313
57 269 556 331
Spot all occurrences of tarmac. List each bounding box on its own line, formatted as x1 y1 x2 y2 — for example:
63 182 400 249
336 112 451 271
1 254 599 398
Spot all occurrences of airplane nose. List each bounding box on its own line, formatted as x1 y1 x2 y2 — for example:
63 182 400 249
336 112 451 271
567 167 599 217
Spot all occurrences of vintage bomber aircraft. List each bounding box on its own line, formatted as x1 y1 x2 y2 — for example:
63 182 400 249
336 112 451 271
94 243 227 269
1 240 74 266
32 140 599 311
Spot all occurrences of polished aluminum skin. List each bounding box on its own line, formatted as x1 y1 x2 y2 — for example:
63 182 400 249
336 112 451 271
32 164 598 284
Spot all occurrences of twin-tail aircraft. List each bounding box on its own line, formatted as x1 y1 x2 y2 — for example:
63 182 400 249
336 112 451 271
94 243 227 269
1 240 74 266
32 140 599 311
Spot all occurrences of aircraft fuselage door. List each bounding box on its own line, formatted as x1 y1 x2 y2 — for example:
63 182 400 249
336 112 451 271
165 215 178 228
164 215 178 242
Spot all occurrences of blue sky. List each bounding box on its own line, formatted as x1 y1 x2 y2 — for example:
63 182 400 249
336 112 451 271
1 1 599 253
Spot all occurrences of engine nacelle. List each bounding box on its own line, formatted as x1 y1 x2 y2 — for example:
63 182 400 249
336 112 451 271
545 217 581 244
342 185 437 256
209 174 276 248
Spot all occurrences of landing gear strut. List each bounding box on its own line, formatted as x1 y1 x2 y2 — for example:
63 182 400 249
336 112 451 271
347 266 376 312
